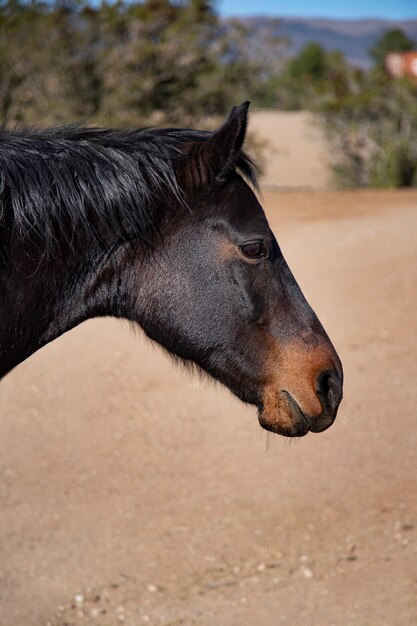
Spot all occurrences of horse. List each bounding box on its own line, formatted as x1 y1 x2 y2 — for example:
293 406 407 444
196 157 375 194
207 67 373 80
0 102 342 437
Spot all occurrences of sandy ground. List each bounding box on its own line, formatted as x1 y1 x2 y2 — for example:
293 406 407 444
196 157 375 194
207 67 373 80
249 111 331 189
0 189 417 626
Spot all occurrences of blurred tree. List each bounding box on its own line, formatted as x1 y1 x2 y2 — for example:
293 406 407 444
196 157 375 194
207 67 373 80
286 41 326 81
205 18 287 115
0 0 286 126
97 0 228 124
0 0 102 123
272 42 355 110
369 28 416 70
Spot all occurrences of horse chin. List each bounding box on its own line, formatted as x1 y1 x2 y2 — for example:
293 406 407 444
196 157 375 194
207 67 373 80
258 413 310 437
257 401 310 438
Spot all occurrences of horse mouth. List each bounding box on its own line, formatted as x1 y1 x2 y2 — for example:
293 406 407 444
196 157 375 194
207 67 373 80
257 391 310 438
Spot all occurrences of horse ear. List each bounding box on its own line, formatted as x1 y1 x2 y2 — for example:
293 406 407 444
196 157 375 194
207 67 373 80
178 101 250 194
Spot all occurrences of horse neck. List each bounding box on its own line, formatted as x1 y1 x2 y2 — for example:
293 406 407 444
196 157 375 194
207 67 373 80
0 237 136 379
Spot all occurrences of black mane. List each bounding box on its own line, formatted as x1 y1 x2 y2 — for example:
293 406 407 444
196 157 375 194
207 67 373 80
0 125 257 253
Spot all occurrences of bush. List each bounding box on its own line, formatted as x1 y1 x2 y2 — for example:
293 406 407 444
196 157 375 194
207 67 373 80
0 0 285 127
319 73 417 188
271 43 355 110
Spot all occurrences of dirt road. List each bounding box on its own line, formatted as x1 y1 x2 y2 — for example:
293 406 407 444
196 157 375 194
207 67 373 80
0 190 416 626
250 110 331 189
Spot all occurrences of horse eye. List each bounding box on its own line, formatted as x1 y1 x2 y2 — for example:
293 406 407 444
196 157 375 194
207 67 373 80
241 241 266 260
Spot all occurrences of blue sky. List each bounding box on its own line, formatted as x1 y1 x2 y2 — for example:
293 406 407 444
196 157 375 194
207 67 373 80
218 0 417 20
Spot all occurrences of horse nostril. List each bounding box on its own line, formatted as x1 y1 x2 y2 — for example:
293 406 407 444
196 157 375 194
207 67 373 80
316 370 343 413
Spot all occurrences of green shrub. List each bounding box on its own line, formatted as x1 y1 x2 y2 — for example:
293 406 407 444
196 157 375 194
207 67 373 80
319 75 417 188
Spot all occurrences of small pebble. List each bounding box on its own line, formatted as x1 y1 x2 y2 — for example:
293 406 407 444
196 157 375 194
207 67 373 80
147 584 158 593
74 594 84 604
301 566 314 579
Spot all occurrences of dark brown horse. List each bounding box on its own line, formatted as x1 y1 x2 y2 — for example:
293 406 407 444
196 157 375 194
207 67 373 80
0 102 342 437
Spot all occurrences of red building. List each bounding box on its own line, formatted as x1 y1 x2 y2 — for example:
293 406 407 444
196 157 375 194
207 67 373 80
385 51 417 78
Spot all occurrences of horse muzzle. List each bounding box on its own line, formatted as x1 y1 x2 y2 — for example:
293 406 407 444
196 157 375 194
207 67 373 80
259 363 343 438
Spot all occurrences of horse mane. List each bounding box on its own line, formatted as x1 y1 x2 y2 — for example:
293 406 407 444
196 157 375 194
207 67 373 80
0 124 258 253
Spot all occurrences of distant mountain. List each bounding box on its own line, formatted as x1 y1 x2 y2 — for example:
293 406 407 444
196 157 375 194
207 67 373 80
231 17 417 68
